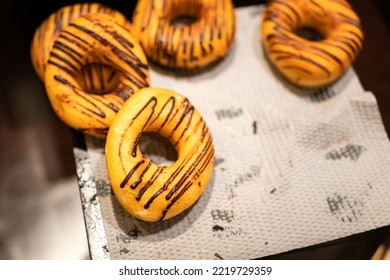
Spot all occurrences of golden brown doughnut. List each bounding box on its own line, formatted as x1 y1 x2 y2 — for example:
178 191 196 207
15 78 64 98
105 87 215 222
261 0 364 88
44 13 150 138
131 0 236 70
31 2 132 83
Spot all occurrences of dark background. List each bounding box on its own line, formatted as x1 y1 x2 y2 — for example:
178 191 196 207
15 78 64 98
0 0 389 259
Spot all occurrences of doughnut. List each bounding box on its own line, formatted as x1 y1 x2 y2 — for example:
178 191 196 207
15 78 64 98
43 13 150 138
261 0 364 88
31 2 132 84
105 87 215 222
131 0 236 70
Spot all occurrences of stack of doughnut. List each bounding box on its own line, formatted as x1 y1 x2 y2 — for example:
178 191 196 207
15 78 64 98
31 2 150 138
261 0 364 88
31 1 217 222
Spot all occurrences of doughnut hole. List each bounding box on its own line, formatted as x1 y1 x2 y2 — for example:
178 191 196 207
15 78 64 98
171 14 199 27
138 132 178 167
76 63 121 95
292 11 330 42
294 26 325 41
169 1 202 27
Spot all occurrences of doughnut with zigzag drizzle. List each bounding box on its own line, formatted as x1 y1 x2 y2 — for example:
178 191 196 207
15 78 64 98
105 87 214 222
261 0 363 88
131 0 236 70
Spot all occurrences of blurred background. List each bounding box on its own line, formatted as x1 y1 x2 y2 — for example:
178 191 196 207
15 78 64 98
0 0 389 259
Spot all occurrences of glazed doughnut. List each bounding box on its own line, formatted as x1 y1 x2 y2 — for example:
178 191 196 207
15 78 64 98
261 0 363 88
44 13 150 138
131 0 236 70
105 87 215 222
31 2 132 83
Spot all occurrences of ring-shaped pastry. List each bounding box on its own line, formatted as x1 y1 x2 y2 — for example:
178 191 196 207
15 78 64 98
44 13 150 138
261 0 363 88
131 0 236 70
31 2 132 82
105 87 215 222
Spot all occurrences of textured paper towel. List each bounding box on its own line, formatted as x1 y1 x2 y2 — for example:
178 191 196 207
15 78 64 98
78 5 390 259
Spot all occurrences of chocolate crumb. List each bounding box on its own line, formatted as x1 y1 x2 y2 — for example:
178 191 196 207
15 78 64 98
212 225 224 231
253 120 257 134
215 253 224 260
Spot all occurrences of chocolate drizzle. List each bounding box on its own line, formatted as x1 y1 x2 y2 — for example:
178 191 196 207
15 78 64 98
53 74 106 118
271 49 331 76
120 160 145 188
